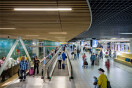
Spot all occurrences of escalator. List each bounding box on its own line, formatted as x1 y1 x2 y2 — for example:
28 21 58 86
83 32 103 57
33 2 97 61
5 48 75 88
45 49 75 88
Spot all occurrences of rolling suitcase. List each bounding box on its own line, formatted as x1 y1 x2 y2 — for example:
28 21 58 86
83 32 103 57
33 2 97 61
29 67 34 76
62 63 65 69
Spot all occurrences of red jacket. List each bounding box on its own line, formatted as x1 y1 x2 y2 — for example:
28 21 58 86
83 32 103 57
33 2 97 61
105 61 110 68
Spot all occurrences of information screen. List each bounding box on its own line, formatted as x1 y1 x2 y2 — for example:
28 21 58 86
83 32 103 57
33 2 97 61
92 40 98 47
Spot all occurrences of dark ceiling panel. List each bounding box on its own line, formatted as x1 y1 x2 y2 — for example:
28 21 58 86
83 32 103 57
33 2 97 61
70 0 132 41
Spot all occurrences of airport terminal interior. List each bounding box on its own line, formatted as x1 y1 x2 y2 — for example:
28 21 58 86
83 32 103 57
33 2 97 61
0 0 132 88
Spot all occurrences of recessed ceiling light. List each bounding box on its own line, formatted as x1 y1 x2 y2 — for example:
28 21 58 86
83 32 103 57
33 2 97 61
14 8 72 11
0 28 16 29
49 32 67 34
26 35 39 36
120 33 132 34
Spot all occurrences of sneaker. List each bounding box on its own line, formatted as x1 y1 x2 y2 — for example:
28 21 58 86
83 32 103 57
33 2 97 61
20 79 22 82
23 79 25 81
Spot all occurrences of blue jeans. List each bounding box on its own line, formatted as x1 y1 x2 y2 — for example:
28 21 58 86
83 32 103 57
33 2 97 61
77 53 79 59
20 70 26 80
94 85 97 88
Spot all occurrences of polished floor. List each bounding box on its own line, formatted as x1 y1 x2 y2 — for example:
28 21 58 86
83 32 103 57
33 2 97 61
68 48 132 88
4 48 132 88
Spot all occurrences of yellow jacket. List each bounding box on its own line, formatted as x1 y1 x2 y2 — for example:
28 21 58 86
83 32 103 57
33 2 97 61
97 74 107 88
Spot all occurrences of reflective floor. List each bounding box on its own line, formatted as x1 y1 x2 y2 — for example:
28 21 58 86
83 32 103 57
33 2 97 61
68 49 132 88
5 76 73 88
4 48 132 88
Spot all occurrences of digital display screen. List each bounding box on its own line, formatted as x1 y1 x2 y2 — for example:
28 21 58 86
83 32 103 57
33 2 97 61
92 40 98 47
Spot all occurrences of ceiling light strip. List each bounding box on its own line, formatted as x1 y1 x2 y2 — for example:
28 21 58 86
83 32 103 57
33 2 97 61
14 8 72 11
0 28 16 29
120 33 132 34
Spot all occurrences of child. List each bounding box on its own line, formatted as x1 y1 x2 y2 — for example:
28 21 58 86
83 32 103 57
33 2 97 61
82 53 86 67
93 76 98 88
105 59 110 71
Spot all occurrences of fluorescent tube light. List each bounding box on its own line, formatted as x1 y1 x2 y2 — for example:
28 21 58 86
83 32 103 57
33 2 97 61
0 28 16 29
120 33 132 34
26 35 39 36
49 32 67 35
14 8 72 11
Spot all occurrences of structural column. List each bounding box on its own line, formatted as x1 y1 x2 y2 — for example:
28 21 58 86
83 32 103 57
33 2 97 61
32 39 39 57
129 39 132 54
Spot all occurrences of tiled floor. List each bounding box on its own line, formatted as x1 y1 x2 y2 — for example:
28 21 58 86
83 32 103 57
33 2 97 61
68 49 132 88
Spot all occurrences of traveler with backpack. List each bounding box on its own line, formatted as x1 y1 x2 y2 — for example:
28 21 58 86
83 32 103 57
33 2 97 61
19 57 28 82
90 53 96 66
97 68 107 88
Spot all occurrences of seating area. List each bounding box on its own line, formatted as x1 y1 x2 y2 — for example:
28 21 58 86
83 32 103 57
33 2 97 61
114 53 132 67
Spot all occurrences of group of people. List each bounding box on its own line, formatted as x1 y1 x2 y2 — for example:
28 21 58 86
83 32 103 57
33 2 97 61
19 48 58 82
71 48 81 60
57 51 67 69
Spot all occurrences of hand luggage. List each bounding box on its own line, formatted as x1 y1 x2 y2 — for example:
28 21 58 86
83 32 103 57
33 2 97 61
125 58 130 62
62 63 65 69
130 59 132 63
84 60 88 65
29 67 34 76
107 80 112 88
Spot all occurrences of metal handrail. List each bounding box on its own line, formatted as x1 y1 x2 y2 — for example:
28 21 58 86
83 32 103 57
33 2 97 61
46 46 62 79
66 51 73 80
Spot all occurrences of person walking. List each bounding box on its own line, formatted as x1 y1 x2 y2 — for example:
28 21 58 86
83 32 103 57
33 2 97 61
77 48 80 59
20 57 28 82
105 59 110 71
97 68 107 88
58 52 62 69
90 53 96 66
82 53 86 67
33 56 40 76
100 50 103 59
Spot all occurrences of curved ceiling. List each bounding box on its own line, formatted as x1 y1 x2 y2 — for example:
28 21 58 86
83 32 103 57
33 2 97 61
0 0 91 42
71 0 132 41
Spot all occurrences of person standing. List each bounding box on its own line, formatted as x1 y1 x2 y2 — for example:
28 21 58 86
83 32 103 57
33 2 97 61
93 76 98 88
62 51 66 63
58 52 62 69
55 47 58 53
33 56 40 76
51 49 54 57
90 53 96 66
47 49 49 55
74 49 77 60
20 57 28 81
109 50 111 58
97 68 107 88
